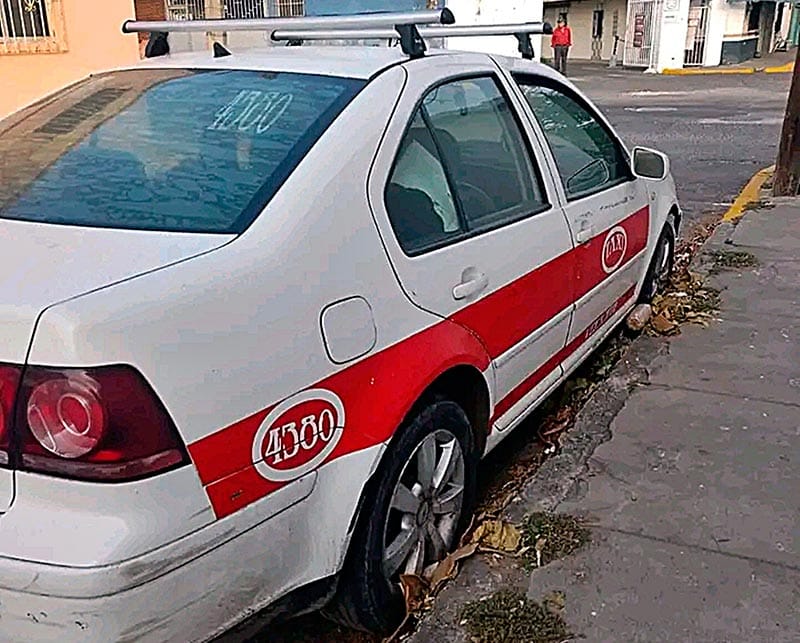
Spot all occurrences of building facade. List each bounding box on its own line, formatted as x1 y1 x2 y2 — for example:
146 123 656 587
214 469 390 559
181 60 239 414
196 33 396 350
0 0 141 119
543 0 629 61
543 0 798 70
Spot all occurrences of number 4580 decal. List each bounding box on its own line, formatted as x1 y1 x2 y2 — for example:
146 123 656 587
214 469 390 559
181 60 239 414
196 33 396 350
251 389 346 482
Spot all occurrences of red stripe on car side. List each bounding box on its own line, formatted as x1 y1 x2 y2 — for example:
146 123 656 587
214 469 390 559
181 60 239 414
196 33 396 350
450 247 576 359
491 285 636 422
189 320 491 518
574 206 649 301
189 207 648 519
450 207 648 358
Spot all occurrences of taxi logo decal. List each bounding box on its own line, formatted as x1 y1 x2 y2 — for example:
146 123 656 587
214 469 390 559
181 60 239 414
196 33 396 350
251 388 345 482
601 226 628 274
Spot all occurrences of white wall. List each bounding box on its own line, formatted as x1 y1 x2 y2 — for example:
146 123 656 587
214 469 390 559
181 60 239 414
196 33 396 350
655 0 691 71
562 2 596 59
704 0 747 66
601 0 630 59
724 2 748 34
445 0 545 59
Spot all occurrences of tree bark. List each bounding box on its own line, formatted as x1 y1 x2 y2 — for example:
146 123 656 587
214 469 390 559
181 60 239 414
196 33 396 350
774 44 800 196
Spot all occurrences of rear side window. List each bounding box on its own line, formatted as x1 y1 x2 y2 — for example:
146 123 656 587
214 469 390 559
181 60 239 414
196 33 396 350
0 69 364 233
515 78 630 200
385 76 548 255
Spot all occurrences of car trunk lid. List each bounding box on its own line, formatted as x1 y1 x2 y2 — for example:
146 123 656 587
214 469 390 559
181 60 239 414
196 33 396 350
0 220 231 512
0 219 231 363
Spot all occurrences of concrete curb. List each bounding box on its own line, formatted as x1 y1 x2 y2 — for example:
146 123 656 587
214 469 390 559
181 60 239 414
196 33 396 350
721 165 775 222
663 62 793 76
663 67 755 76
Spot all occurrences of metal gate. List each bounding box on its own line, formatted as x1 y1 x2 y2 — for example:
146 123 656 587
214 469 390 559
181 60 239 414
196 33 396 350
623 0 663 68
684 0 710 66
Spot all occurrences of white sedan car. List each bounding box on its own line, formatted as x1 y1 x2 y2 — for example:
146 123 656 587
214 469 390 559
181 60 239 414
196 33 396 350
0 24 679 642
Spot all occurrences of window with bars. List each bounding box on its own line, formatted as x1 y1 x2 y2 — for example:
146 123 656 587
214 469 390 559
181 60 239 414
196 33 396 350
0 0 65 54
166 0 206 20
165 1 304 20
269 0 304 17
0 0 50 37
225 0 266 19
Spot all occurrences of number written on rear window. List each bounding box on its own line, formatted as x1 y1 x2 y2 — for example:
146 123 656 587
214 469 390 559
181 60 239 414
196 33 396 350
208 89 294 133
0 70 365 234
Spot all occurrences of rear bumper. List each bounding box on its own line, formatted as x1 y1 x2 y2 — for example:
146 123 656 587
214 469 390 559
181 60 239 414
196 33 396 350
0 443 384 642
0 487 315 643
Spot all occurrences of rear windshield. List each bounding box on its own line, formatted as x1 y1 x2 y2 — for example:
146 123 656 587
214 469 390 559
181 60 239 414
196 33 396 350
0 69 364 233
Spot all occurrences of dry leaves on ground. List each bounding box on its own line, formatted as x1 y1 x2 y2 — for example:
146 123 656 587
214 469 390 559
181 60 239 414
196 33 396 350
647 272 721 336
469 519 522 553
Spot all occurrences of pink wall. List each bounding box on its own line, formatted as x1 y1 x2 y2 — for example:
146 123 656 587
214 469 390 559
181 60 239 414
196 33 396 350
0 0 140 120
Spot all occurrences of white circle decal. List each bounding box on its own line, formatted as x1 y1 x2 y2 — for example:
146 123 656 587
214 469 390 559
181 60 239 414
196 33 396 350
602 226 628 274
251 388 345 483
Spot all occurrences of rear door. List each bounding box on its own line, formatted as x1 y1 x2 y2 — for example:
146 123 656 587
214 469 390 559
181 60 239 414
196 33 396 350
368 56 575 424
511 73 649 368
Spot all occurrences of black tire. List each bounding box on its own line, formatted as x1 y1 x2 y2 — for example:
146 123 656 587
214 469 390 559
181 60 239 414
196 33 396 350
325 400 478 635
638 221 675 304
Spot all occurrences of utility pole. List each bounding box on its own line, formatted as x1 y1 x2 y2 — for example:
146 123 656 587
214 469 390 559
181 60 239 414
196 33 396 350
773 43 800 196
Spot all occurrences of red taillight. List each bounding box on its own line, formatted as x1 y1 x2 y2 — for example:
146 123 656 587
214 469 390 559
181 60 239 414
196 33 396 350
12 365 189 482
27 374 106 459
0 365 22 465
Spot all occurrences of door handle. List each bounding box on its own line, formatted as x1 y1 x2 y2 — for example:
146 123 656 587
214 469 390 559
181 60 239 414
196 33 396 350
452 268 489 300
576 224 595 244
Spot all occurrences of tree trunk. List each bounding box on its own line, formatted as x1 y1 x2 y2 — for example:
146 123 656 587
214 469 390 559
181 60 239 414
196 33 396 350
774 44 800 196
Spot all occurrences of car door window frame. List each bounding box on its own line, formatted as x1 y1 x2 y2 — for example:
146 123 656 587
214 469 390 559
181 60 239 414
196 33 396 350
383 72 552 257
511 74 634 204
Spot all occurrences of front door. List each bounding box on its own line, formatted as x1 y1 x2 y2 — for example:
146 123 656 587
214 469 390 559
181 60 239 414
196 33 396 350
512 75 649 368
368 57 575 421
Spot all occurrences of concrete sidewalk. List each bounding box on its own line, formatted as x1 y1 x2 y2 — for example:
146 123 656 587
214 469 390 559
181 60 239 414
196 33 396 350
555 49 795 76
411 202 800 641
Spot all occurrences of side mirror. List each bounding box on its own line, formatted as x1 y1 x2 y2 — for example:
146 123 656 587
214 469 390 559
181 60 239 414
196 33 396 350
632 147 669 180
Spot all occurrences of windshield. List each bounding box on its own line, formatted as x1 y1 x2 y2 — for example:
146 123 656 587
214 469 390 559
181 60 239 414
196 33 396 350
0 69 365 233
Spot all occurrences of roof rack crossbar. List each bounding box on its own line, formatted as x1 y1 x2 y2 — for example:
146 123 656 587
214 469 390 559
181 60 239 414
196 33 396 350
122 9 455 34
270 22 553 42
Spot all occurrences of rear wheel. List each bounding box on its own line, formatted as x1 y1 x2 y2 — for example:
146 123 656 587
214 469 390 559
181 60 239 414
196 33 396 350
639 221 675 304
327 400 477 634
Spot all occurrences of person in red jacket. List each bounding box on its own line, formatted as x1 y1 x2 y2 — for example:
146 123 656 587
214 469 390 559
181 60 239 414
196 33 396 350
551 17 572 76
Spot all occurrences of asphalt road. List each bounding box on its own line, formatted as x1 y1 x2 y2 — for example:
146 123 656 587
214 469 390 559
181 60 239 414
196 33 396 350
568 63 791 232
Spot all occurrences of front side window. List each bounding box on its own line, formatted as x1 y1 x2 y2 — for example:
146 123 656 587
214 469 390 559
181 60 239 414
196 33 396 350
516 77 630 200
0 69 364 233
385 75 547 254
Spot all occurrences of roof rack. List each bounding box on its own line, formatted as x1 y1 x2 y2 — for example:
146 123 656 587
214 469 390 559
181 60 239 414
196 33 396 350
273 23 553 58
271 22 553 60
271 23 552 41
122 9 455 35
123 11 550 61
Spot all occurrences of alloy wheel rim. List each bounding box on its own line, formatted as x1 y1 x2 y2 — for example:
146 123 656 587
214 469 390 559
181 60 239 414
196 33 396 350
382 429 465 580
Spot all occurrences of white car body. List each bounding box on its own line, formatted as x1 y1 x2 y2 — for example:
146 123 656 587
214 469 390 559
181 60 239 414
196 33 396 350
0 44 679 642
